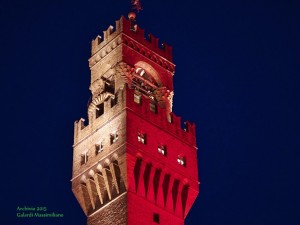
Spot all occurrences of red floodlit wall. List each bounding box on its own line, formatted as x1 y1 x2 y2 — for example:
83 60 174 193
128 191 184 225
125 86 199 224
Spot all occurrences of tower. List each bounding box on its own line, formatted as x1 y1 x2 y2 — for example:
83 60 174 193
72 12 199 225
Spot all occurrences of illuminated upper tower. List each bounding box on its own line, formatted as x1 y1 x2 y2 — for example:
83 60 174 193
72 11 199 225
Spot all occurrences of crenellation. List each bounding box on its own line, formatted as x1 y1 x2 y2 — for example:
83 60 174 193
124 29 172 62
96 35 102 45
74 87 126 146
184 121 196 136
91 16 173 63
91 22 122 56
136 26 145 41
74 118 87 144
73 12 198 225
90 31 174 73
126 86 196 146
104 25 114 39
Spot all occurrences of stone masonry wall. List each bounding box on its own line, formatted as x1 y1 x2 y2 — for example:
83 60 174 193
87 193 127 225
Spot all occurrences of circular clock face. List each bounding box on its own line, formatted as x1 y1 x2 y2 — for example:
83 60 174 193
131 67 159 99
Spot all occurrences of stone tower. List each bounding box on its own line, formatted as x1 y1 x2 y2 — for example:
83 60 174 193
72 13 199 225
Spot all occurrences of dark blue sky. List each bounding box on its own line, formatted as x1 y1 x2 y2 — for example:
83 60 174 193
1 0 300 224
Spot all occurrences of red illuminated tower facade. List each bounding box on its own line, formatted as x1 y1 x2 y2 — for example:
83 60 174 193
72 13 199 225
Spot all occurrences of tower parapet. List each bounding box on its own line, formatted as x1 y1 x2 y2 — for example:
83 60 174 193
89 16 174 72
72 12 199 225
74 84 196 147
126 86 196 146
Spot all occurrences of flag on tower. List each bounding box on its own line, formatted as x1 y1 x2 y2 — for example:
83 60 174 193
131 0 142 12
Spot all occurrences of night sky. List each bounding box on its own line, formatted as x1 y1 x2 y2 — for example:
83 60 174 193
1 0 300 225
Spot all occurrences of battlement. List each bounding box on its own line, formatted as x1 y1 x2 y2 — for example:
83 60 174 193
91 16 173 62
74 87 126 145
74 85 196 147
73 10 199 225
126 86 196 146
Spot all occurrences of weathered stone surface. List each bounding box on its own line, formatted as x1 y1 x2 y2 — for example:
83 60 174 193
87 193 127 225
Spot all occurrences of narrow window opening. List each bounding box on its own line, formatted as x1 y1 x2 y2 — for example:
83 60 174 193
110 132 119 144
177 155 186 166
111 94 118 108
95 103 104 118
153 213 160 223
95 142 104 155
105 80 115 94
80 152 88 165
158 145 167 156
137 132 146 144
